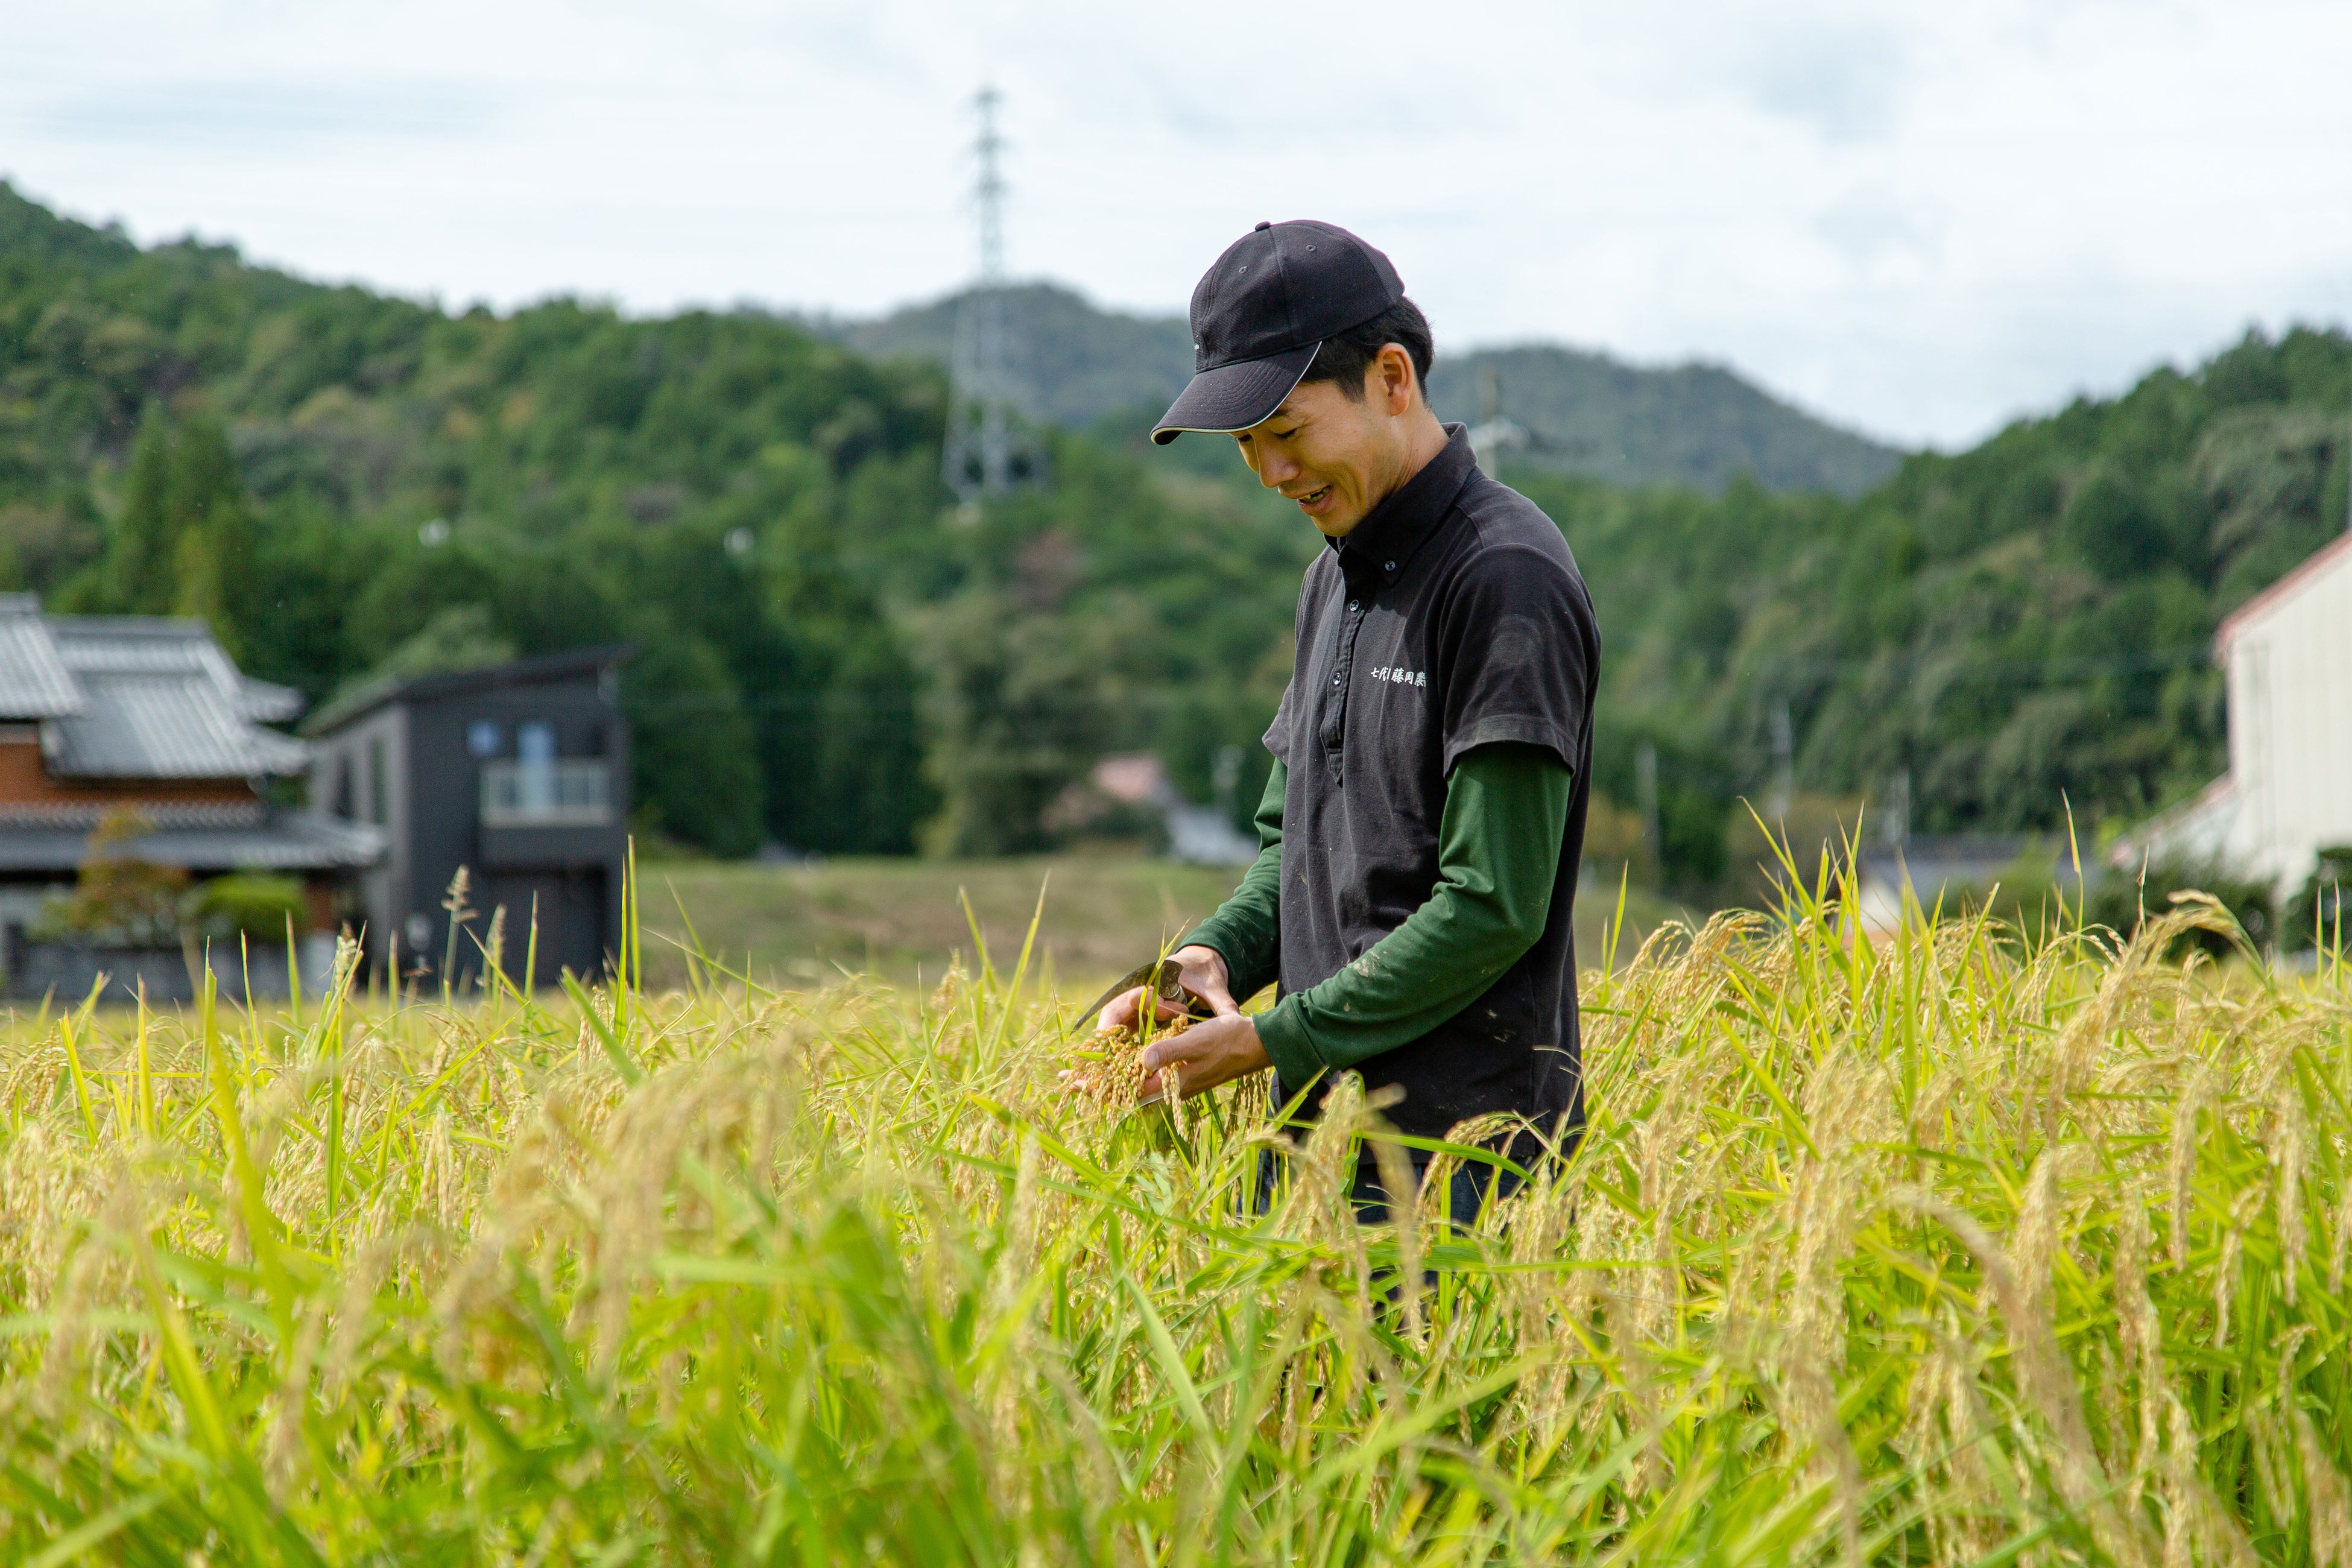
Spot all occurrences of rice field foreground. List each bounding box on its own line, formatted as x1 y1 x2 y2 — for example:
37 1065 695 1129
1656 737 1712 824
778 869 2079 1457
1 891 2347 1566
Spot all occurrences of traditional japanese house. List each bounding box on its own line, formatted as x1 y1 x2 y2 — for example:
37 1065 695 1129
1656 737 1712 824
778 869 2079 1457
0 595 384 996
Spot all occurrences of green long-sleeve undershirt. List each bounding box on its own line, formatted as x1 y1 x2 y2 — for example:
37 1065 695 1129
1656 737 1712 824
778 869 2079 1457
1184 742 1573 1092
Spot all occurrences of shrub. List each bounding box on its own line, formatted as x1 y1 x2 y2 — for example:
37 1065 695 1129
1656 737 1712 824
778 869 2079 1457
2283 844 2352 953
31 807 188 945
184 871 309 941
2083 854 2276 957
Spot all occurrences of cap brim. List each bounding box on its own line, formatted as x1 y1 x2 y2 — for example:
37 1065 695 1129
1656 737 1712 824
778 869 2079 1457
1150 343 1319 444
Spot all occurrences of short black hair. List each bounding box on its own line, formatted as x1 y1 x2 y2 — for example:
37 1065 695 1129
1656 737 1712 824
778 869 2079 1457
1298 297 1434 402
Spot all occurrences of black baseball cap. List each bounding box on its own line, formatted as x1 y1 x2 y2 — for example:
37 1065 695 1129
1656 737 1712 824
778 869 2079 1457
1151 219 1405 444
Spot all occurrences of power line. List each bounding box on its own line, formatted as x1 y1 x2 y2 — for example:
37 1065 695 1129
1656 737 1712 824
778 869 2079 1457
615 640 2219 718
1727 641 2219 683
268 639 2225 721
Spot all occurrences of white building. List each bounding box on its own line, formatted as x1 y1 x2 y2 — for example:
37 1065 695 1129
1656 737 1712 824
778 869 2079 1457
2117 531 2352 896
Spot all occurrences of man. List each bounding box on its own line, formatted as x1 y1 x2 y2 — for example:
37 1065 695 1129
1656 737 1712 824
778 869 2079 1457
1099 219 1601 1221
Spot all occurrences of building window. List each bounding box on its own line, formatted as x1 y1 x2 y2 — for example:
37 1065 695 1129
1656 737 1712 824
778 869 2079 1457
517 722 556 815
467 720 504 758
367 737 388 827
481 757 612 827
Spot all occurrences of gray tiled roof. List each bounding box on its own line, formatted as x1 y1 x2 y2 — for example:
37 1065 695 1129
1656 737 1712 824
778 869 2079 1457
0 811 384 873
0 596 84 718
45 671 311 778
239 678 305 724
0 604 310 779
0 801 268 830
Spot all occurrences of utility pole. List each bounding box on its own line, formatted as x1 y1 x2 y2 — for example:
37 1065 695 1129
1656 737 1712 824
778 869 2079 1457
942 85 1044 511
1767 700 1795 821
1636 741 1662 882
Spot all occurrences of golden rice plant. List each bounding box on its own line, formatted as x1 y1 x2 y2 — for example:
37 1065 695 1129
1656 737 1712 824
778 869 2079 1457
0 871 2347 1565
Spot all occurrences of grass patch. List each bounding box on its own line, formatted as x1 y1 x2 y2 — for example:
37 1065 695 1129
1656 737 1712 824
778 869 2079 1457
629 854 1678 992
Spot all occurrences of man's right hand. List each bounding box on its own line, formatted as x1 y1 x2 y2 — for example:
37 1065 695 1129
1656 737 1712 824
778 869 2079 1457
1097 944 1239 1032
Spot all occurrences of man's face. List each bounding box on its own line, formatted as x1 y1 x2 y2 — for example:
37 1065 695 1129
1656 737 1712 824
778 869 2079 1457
1231 346 1421 538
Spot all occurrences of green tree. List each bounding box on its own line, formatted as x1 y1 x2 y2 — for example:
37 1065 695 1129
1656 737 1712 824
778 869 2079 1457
102 405 177 613
622 621 764 858
912 590 1127 857
165 412 256 656
78 405 257 656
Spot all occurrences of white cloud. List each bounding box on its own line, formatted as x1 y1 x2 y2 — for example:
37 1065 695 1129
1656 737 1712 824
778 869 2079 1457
1 0 2345 448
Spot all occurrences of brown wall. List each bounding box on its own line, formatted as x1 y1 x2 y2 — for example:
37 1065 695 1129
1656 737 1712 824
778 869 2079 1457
0 739 256 808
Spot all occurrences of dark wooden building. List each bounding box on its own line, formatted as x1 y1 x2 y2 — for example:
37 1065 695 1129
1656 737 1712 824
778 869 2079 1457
302 649 630 987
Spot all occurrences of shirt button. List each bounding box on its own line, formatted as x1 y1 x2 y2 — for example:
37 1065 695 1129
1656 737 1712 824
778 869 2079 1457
1331 675 1341 686
1347 599 1359 612
1383 560 1396 571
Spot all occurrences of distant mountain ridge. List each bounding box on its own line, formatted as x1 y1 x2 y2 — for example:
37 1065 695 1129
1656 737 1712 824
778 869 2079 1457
816 282 1906 496
812 284 1193 435
1425 347 1903 498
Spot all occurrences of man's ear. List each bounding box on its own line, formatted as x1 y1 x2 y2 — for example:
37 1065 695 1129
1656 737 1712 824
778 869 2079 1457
1374 343 1417 416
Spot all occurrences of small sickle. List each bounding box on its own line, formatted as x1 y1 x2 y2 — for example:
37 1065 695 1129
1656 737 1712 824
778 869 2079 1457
1072 956 1212 1032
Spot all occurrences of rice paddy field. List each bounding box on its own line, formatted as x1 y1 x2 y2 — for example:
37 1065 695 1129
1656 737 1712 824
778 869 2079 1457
1 876 2348 1565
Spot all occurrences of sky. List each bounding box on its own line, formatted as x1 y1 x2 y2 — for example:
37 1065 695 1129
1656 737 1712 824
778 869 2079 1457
4 0 2348 450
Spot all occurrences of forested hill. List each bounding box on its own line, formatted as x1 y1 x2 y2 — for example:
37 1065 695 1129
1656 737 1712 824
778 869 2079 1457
4 180 2347 892
1526 325 2352 887
0 182 1310 860
819 282 1905 496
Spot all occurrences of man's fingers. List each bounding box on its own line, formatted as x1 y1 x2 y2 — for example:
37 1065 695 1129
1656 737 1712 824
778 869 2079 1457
1176 973 1239 1016
1196 984 1241 1017
1096 984 1146 1032
1140 1032 1214 1073
1171 944 1237 1018
1100 984 1201 1033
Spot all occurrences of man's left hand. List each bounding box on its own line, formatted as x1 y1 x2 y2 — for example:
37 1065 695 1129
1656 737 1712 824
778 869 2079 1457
1140 1013 1270 1101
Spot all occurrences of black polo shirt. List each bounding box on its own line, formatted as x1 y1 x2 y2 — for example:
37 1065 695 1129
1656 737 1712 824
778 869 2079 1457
1263 425 1599 1142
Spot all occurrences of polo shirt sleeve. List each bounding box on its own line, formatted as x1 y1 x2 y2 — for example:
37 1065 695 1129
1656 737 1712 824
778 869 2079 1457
1179 757 1286 1005
1434 542 1593 777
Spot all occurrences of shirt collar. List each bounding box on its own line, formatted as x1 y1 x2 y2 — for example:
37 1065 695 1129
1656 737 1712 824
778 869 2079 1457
1330 423 1477 595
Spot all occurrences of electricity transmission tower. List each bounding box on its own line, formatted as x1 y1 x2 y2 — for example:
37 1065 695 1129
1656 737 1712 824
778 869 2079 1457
942 86 1044 507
